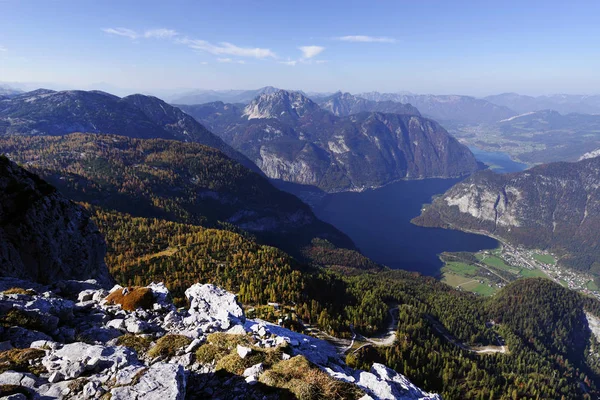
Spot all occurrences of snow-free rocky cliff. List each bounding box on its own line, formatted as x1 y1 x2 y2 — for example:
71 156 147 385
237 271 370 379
0 156 112 287
180 90 479 192
0 278 441 400
413 155 600 271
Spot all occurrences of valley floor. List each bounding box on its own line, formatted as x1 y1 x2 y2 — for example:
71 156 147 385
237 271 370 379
438 235 600 301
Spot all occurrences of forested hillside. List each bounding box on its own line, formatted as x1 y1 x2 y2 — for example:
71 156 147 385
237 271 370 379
0 133 353 258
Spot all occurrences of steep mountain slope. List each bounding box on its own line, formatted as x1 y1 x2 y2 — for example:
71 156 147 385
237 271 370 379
0 89 259 172
180 90 479 192
485 92 600 115
170 86 280 105
414 156 600 273
0 133 354 257
0 156 111 285
317 91 421 117
357 92 516 124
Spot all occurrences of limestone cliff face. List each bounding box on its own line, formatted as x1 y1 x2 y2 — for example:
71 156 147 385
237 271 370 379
414 157 600 272
0 156 112 286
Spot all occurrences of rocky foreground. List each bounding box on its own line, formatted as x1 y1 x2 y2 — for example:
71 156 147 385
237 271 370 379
0 278 440 400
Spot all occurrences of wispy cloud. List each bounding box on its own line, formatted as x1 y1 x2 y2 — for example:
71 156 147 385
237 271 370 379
102 27 178 40
298 45 325 59
180 38 276 59
0 46 7 52
217 58 246 64
102 28 139 39
143 29 178 39
101 27 274 62
336 35 396 43
279 60 298 66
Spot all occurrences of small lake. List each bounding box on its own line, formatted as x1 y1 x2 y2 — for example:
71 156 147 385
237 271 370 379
313 179 499 276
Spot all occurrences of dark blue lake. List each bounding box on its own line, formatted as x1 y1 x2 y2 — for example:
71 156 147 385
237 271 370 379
312 149 528 276
313 179 499 276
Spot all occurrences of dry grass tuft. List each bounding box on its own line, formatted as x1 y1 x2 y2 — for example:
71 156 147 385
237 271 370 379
0 309 45 332
147 334 191 359
3 287 36 296
0 348 47 375
105 287 154 311
259 355 363 400
116 334 153 355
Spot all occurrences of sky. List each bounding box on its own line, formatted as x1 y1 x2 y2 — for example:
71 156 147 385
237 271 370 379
1 0 600 97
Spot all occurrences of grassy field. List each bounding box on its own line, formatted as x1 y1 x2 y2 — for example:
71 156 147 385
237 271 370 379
441 271 498 296
586 280 599 291
532 253 556 265
444 261 478 276
478 254 521 274
519 268 549 279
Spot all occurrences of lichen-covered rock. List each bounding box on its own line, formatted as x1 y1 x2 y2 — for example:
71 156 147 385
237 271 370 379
0 156 112 287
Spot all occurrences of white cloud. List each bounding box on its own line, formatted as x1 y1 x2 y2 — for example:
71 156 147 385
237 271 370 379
279 60 298 66
102 27 178 40
0 46 7 52
298 45 325 59
336 35 396 43
102 27 139 39
315 60 328 64
144 29 178 39
180 38 276 59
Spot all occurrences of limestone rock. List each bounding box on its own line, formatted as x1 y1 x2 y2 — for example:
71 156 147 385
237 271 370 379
110 363 187 400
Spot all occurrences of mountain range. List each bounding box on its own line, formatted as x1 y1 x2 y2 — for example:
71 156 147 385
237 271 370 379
169 86 282 105
178 90 479 192
414 155 600 274
356 92 517 125
316 91 421 117
0 89 259 173
485 93 600 115
452 109 600 165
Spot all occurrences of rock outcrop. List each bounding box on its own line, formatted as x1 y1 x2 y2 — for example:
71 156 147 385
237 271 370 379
0 278 441 400
413 156 600 272
0 156 112 286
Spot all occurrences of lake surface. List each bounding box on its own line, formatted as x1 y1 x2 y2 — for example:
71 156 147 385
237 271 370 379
313 179 499 276
311 150 528 276
468 146 528 173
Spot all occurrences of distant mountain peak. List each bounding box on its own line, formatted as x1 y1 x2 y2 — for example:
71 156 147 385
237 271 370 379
243 89 319 120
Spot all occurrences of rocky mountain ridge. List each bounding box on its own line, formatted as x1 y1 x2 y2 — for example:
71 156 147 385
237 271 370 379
0 156 112 287
179 90 480 192
317 92 421 117
0 277 441 400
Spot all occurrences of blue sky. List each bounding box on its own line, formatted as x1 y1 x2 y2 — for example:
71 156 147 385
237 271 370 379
1 0 600 96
